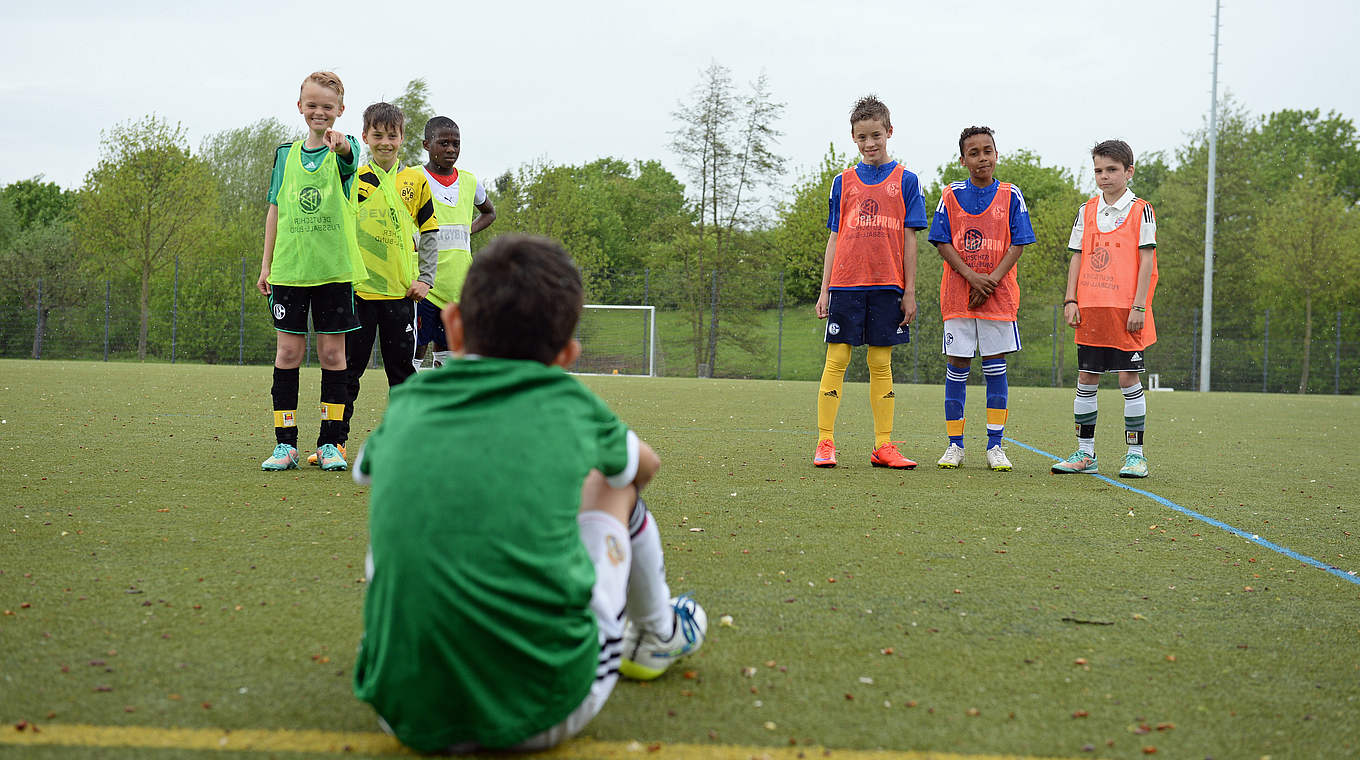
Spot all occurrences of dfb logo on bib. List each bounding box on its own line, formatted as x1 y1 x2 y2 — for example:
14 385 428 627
1090 246 1111 272
298 186 322 214
273 303 286 320
962 228 984 252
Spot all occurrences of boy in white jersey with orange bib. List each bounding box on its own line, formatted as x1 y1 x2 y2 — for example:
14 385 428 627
928 126 1035 471
1052 139 1158 479
414 116 497 368
812 95 928 470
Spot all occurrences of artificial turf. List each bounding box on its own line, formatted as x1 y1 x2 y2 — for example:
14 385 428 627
1 359 1357 759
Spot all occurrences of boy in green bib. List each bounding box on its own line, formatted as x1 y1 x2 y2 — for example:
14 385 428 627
257 71 367 472
353 236 706 752
304 102 440 465
413 116 497 367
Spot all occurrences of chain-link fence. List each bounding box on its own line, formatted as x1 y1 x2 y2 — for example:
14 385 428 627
3 258 1357 394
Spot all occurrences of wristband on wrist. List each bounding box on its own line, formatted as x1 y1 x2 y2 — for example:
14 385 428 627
1131 305 1146 312
1063 299 1078 306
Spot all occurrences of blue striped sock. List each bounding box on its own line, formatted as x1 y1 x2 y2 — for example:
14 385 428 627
983 357 1008 449
944 365 969 447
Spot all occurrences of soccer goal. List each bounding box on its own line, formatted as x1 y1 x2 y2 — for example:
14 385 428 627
574 304 656 377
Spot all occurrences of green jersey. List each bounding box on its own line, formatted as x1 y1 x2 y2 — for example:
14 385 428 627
353 357 636 751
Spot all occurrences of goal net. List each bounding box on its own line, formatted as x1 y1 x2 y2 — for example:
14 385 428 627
574 305 656 377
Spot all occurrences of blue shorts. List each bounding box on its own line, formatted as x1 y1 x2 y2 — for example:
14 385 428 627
415 299 447 351
825 289 910 346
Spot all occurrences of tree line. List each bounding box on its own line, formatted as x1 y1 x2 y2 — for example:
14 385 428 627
1 69 1358 391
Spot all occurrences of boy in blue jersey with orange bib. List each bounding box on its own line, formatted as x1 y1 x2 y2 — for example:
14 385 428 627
813 95 927 469
928 126 1035 471
257 71 367 472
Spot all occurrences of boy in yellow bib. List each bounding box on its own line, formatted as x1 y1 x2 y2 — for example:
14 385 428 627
305 102 440 465
414 116 497 367
257 71 366 472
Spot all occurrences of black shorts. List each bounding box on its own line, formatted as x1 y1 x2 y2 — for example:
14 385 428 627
825 289 910 346
1077 345 1147 374
269 282 361 335
415 299 448 351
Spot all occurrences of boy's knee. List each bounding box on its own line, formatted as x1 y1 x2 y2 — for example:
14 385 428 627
580 470 635 526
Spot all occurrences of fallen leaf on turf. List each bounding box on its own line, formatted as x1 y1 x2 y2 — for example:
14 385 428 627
880 647 894 655
859 677 873 684
966 708 980 716
683 670 698 679
1073 658 1088 666
741 667 757 677
718 615 734 627
1141 747 1157 754
763 721 776 730
1073 710 1089 718
764 660 777 668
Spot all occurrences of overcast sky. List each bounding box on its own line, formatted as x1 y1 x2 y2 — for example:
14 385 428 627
4 0 1357 198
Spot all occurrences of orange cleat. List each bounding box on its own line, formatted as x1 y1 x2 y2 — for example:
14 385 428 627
870 442 917 470
813 438 837 468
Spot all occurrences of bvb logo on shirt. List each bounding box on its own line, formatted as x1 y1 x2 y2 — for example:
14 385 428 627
858 198 879 224
400 184 415 203
962 228 984 252
298 186 322 214
1090 246 1111 272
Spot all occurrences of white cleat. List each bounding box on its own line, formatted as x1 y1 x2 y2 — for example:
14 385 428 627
937 443 965 469
985 445 1013 472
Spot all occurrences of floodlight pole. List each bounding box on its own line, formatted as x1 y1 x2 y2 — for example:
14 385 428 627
1200 0 1221 392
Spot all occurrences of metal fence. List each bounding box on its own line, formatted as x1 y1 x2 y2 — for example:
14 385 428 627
3 258 1358 394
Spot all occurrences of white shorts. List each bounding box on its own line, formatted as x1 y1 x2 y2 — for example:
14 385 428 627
436 511 631 754
941 318 1020 358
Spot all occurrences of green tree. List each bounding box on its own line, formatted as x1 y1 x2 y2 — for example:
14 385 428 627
0 221 87 357
391 78 436 169
485 158 688 303
79 115 218 360
773 143 854 302
669 63 785 375
0 178 76 235
1253 168 1360 392
200 118 296 257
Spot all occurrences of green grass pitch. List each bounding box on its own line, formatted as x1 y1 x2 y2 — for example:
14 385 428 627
1 359 1357 759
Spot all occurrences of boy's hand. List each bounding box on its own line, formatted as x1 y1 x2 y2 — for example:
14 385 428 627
406 281 430 301
323 130 351 157
1126 308 1145 332
816 291 830 320
968 271 997 296
899 292 916 326
257 267 271 296
1064 302 1081 327
968 287 988 309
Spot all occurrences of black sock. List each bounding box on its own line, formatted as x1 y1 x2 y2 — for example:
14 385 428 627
271 366 300 447
318 368 348 447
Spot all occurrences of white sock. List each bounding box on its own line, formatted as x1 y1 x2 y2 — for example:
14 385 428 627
1076 382 1098 456
626 499 674 638
577 512 631 644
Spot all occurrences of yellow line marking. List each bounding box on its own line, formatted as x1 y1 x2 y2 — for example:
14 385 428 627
0 723 1086 760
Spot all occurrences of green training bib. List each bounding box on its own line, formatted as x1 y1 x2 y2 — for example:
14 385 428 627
269 141 366 287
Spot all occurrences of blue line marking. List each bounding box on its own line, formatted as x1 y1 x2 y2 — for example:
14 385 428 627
1005 436 1360 587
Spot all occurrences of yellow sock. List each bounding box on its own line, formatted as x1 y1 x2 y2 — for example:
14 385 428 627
817 342 851 441
867 345 894 448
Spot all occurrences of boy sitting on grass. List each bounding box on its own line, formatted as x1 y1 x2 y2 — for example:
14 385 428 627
352 235 706 753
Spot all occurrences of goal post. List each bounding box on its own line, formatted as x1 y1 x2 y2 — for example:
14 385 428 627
574 304 656 377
